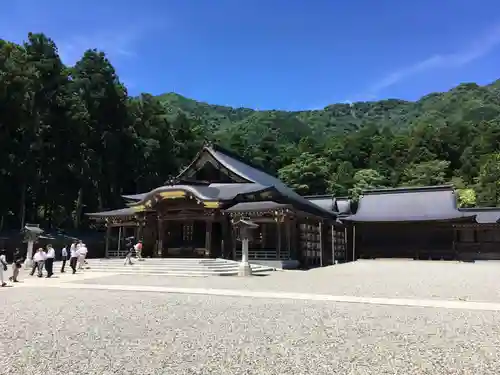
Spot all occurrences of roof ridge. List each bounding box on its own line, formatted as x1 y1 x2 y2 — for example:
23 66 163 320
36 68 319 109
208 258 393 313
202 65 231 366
363 185 454 195
207 144 278 177
303 194 334 199
460 207 500 211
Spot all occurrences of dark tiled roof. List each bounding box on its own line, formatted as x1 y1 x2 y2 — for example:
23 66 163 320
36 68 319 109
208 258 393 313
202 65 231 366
344 185 475 222
460 208 500 223
204 146 336 218
86 207 139 218
134 183 273 204
122 193 147 201
225 201 290 212
117 145 337 220
306 196 335 212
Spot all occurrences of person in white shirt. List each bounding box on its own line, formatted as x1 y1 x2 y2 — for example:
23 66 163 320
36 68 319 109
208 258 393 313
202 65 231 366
0 249 8 287
78 243 88 270
33 248 47 278
61 245 68 273
69 241 78 274
45 244 55 278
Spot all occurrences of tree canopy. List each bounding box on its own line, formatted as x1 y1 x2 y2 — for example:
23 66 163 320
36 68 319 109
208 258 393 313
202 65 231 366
1 32 499 231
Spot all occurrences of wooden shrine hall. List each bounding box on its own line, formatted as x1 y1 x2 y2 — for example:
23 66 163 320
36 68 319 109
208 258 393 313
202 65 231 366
340 185 500 261
87 144 350 269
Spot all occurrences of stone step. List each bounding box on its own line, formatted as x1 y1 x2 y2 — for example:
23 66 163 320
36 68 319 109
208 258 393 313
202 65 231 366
85 266 273 274
86 264 241 270
93 257 225 263
81 268 273 276
90 261 235 266
91 259 233 265
82 258 275 277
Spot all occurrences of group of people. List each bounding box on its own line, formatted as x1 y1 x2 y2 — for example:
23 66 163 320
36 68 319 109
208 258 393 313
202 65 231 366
0 240 89 287
0 248 25 287
31 240 88 278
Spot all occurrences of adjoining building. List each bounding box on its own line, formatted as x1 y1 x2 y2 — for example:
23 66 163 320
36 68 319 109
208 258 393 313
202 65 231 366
340 185 500 261
87 144 348 269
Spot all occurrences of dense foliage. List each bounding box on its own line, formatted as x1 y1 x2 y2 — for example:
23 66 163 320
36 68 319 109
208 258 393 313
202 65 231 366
1 33 500 230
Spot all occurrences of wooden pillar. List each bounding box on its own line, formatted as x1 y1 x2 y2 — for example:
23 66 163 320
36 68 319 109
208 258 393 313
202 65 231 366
352 224 356 262
117 226 122 253
452 226 457 260
137 215 144 241
231 221 237 260
331 224 336 265
105 223 111 258
205 220 212 258
261 223 266 249
319 221 323 267
157 218 163 258
344 226 348 262
221 216 228 259
286 218 291 260
291 218 298 260
276 218 282 260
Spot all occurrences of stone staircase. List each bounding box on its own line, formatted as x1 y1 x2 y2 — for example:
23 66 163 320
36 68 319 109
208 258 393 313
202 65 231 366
83 258 276 277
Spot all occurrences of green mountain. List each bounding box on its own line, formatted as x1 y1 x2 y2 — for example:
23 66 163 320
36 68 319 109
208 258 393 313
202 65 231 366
157 80 500 141
4 31 500 231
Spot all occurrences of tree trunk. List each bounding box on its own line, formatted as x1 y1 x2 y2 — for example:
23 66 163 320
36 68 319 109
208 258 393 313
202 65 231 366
74 187 84 229
47 200 54 229
19 182 26 229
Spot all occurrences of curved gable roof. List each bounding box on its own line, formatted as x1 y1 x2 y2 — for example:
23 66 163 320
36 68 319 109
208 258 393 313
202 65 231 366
202 146 336 218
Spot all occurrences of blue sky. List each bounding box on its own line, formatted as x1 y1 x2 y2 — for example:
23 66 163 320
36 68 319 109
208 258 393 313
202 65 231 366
2 0 500 110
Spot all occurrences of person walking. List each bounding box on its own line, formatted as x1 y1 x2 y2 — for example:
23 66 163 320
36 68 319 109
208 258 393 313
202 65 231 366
124 246 134 266
9 249 23 283
45 244 55 278
77 243 88 270
69 241 78 274
29 250 39 276
134 240 143 261
60 245 68 273
33 248 46 278
0 249 8 287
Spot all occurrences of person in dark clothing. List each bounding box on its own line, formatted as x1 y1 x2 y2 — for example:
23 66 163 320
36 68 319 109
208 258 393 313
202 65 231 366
29 253 38 276
60 245 68 273
69 241 78 274
45 244 55 278
9 249 23 282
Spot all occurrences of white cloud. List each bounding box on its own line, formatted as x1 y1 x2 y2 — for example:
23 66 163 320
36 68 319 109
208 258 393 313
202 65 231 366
363 22 500 99
57 29 141 65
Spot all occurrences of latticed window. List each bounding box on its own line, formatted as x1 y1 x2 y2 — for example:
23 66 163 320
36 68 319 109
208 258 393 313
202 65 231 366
182 223 193 241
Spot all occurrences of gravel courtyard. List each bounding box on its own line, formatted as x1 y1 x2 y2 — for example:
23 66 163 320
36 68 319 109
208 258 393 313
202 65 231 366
3 260 500 374
1 287 500 375
80 259 500 303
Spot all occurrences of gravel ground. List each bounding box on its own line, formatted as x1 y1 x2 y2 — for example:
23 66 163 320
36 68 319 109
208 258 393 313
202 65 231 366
1 287 500 375
78 260 500 303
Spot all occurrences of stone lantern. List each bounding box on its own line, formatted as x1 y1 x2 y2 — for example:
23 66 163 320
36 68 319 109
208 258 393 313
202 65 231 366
22 224 44 269
232 218 259 276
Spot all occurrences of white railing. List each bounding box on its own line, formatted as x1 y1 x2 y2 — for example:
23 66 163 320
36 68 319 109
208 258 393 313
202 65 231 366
235 248 289 260
106 249 129 258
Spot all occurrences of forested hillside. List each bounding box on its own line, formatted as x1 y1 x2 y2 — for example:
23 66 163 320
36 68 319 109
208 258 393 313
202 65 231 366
1 32 500 231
